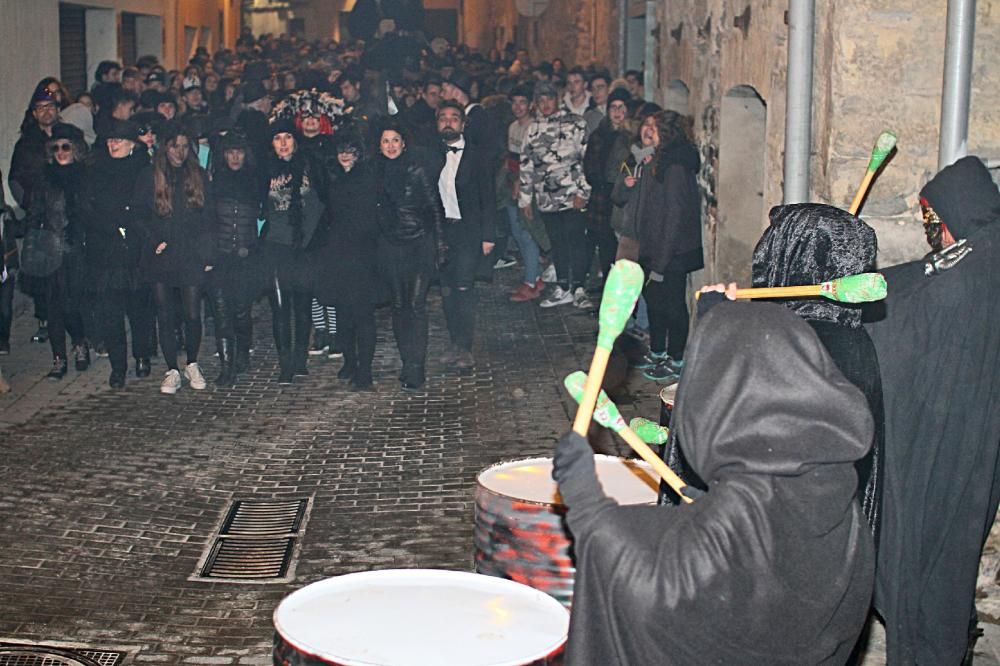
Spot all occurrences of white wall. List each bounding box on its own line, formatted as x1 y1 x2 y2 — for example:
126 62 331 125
0 1 60 208
86 8 118 87
136 14 163 62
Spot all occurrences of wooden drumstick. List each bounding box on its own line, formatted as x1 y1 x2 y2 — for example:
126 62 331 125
565 371 692 504
571 260 645 438
849 131 897 216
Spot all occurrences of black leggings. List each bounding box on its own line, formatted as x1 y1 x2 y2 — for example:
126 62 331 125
643 271 689 359
337 302 376 383
154 283 202 370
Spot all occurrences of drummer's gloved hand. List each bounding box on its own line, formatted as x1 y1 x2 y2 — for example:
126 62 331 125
553 431 602 509
697 291 727 317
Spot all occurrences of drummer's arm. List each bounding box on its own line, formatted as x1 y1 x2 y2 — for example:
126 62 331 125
552 432 617 534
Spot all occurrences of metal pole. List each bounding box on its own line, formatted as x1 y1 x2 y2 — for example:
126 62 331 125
782 0 815 204
617 0 627 77
938 0 976 169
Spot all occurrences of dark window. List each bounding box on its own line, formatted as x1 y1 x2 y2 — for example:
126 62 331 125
121 12 138 66
59 3 88 97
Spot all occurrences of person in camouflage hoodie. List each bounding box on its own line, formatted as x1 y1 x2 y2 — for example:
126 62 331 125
518 81 592 309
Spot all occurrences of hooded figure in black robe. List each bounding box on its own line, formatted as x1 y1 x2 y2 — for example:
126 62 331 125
865 155 1000 665
751 203 884 539
553 302 875 665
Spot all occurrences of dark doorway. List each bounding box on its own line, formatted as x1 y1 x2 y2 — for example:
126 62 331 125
121 12 138 66
59 3 88 96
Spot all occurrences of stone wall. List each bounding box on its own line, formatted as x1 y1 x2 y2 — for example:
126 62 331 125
656 0 1000 279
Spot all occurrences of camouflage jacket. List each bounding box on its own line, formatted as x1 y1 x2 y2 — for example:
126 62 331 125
518 109 591 213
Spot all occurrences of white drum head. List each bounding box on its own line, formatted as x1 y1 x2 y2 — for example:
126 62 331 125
274 569 569 666
477 455 658 505
659 384 678 405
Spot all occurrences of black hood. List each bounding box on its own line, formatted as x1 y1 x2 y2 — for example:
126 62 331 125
920 155 1000 239
752 203 877 328
656 139 700 176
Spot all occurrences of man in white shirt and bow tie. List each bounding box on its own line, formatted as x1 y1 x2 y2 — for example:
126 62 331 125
435 100 497 369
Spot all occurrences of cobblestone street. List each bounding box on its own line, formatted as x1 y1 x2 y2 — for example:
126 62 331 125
1 272 999 664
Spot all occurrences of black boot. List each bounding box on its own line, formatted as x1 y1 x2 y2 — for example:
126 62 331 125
350 364 373 391
234 305 252 374
215 338 236 386
47 356 68 380
234 343 251 374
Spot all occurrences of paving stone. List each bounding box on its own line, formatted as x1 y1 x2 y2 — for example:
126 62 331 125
0 276 997 663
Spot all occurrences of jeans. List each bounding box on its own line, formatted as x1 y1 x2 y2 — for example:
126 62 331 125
506 204 540 286
154 284 203 370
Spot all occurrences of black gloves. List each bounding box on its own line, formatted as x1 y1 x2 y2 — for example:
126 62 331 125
696 290 727 317
553 430 602 509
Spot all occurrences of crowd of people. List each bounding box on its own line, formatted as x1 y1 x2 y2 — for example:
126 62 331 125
0 24 699 396
1 8 998 666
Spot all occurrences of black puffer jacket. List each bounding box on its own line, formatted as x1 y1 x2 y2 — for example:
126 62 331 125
212 165 263 257
374 149 444 244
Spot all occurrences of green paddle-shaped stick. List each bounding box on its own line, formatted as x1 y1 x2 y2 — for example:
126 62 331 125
697 273 888 304
629 417 670 445
571 260 646 438
849 130 897 215
565 371 692 503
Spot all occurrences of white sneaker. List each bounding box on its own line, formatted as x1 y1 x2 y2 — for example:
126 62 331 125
540 264 557 283
160 369 182 394
184 362 207 390
572 287 593 309
540 286 574 308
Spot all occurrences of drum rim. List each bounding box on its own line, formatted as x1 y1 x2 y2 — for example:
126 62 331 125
475 454 656 506
659 385 677 403
273 568 569 666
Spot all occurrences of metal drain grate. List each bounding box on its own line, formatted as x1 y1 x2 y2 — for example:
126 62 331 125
197 498 310 581
0 645 127 666
220 499 306 537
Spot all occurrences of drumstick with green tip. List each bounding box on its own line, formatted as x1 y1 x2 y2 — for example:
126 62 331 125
849 131 897 215
571 260 646 438
565 371 692 503
695 273 887 303
629 417 670 445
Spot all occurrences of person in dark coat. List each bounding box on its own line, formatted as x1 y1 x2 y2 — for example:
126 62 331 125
553 302 876 665
207 131 264 386
23 123 91 380
261 118 327 385
314 131 380 391
750 203 884 540
133 121 215 395
10 86 63 344
430 100 496 368
612 110 703 382
582 87 630 283
83 119 156 388
373 121 445 391
865 156 1000 665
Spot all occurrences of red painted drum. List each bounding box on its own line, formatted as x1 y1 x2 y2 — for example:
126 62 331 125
272 569 569 666
474 455 658 607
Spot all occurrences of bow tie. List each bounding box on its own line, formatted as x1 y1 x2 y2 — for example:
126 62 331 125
447 145 464 153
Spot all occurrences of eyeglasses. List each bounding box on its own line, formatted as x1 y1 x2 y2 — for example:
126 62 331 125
51 142 73 153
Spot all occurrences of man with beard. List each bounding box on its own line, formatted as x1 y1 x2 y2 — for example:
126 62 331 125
433 100 496 368
865 156 1000 665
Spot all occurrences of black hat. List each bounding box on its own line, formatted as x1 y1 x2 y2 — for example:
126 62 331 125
131 111 163 135
104 119 141 142
243 60 271 83
145 71 167 85
268 117 298 139
219 130 250 153
446 70 473 97
607 86 631 107
49 122 84 144
242 81 269 104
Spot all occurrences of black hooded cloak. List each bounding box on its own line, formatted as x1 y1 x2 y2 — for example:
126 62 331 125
865 156 1000 665
751 203 884 538
554 303 875 665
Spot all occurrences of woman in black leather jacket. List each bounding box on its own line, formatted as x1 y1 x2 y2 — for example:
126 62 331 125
208 131 264 386
24 123 90 380
373 122 444 391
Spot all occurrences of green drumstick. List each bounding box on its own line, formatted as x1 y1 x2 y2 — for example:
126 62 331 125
563 371 692 502
724 272 887 304
850 130 897 215
629 417 670 445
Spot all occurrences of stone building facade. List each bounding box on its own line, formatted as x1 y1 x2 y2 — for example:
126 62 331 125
654 0 1000 281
